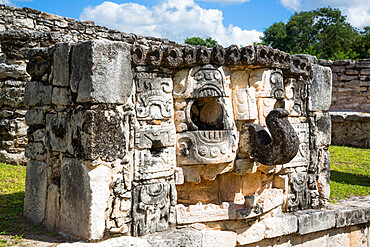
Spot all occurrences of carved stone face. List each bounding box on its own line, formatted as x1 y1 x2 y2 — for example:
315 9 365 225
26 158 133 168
174 65 238 165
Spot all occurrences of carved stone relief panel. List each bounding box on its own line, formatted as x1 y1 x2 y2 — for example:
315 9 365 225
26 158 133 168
232 88 258 121
135 123 176 149
283 123 309 168
174 65 238 166
287 170 310 212
135 77 174 120
250 69 284 99
284 77 308 117
132 183 176 236
134 148 176 181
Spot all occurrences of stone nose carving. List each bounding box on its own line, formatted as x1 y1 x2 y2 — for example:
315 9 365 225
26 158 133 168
241 108 299 165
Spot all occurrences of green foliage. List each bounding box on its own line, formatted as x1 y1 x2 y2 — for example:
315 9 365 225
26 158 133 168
261 7 369 60
329 146 370 201
184 36 218 48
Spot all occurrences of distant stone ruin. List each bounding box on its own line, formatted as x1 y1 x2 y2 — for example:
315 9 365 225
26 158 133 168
0 4 369 246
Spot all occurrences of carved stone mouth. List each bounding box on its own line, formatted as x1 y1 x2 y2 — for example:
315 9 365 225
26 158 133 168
194 85 223 98
198 130 228 143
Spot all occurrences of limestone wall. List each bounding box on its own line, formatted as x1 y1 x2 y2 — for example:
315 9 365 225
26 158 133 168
319 59 370 112
0 4 174 165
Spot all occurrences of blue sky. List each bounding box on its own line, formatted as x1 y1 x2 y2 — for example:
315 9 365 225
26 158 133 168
4 0 370 46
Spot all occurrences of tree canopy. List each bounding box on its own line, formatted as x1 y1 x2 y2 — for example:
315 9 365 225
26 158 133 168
184 37 218 48
260 7 370 60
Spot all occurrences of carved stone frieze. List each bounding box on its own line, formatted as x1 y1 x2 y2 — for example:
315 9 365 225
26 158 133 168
232 88 258 120
177 130 237 165
132 183 176 236
135 123 176 149
135 77 174 120
287 171 310 212
134 148 175 181
283 123 309 168
250 69 284 99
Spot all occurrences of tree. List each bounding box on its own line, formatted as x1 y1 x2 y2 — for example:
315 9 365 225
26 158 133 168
261 7 368 60
184 37 218 48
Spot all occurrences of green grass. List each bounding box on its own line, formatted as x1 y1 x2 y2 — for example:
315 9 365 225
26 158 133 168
329 145 370 201
0 163 27 246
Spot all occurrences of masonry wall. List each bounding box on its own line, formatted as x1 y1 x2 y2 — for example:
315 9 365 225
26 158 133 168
0 4 175 165
319 59 370 113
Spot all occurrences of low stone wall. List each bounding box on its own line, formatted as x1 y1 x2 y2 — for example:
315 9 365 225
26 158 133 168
319 59 370 113
330 111 370 148
58 197 370 246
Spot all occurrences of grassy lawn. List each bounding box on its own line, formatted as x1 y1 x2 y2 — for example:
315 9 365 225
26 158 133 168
0 146 369 245
329 145 370 201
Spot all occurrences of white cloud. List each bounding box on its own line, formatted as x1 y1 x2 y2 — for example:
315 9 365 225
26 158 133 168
198 0 251 4
279 0 370 29
0 0 13 5
80 0 262 46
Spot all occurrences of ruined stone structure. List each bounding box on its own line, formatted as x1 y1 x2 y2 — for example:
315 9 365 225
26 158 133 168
318 59 370 148
0 4 173 165
1 4 369 246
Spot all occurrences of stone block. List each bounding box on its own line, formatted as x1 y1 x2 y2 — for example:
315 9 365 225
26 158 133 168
360 68 370 75
58 236 151 247
335 207 370 228
28 129 46 143
219 173 243 203
135 123 176 149
202 230 237 247
60 158 112 240
134 148 175 181
328 227 350 247
44 183 60 231
69 107 131 161
236 221 266 245
302 230 329 247
24 81 52 106
24 160 47 224
263 214 298 238
308 64 332 111
0 87 24 108
25 109 45 126
53 42 71 87
52 87 72 106
296 209 336 235
45 113 68 152
70 40 133 104
144 229 202 247
25 142 46 161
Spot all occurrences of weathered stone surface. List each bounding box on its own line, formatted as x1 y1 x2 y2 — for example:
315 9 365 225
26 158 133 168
296 209 336 235
44 183 60 231
0 150 27 165
236 221 266 245
70 40 133 104
25 142 46 161
60 158 112 240
53 42 71 87
45 113 68 152
308 64 332 111
25 108 45 126
202 230 237 247
240 108 299 165
334 207 370 228
24 160 47 224
0 87 24 108
58 236 151 247
52 87 72 106
263 214 298 238
69 107 132 161
144 229 202 247
24 81 52 106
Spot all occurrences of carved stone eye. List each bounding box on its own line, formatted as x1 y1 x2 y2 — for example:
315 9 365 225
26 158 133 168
214 71 221 80
205 72 213 80
210 147 220 158
195 72 204 80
